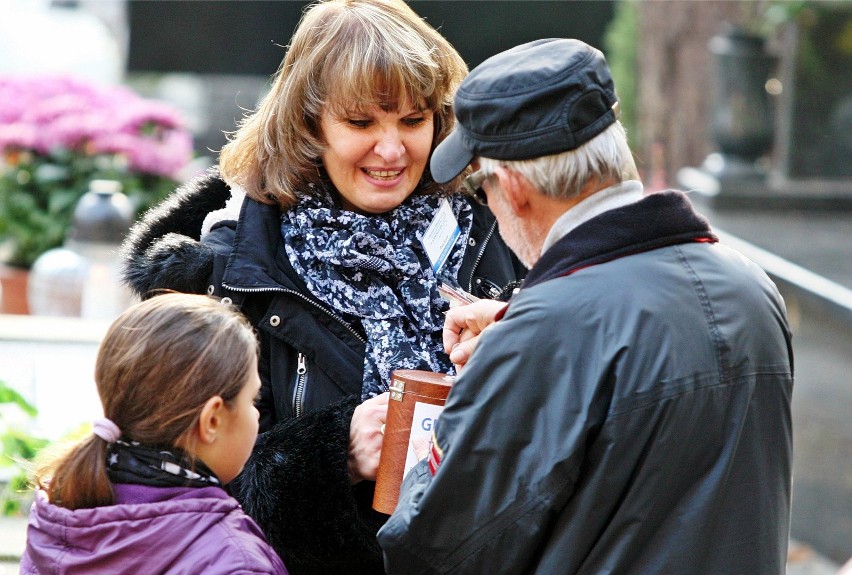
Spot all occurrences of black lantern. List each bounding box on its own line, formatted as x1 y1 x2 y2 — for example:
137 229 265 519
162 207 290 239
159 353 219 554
677 23 778 204
708 25 775 163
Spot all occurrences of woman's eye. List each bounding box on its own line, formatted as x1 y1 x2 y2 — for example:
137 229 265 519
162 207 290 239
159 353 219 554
347 119 371 128
403 117 426 127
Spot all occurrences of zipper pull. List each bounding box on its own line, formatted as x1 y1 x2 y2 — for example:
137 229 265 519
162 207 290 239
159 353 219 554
475 277 503 299
297 352 307 375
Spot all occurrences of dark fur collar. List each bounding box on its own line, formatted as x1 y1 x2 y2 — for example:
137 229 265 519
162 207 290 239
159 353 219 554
523 191 717 289
121 168 231 297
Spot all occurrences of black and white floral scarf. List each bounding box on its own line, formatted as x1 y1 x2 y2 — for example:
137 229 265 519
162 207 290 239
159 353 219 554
281 187 472 399
107 439 221 488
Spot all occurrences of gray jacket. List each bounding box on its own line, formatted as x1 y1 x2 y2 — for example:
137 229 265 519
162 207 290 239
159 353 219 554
379 191 793 574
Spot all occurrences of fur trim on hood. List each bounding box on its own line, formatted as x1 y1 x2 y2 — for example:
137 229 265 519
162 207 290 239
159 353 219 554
121 168 231 298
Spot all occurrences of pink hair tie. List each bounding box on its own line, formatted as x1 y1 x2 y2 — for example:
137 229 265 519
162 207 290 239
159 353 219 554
92 418 121 443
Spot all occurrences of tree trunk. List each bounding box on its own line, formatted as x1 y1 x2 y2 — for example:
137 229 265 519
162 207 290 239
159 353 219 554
635 0 754 188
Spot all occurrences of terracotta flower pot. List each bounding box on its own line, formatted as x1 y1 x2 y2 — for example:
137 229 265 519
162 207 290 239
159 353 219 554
0 263 30 314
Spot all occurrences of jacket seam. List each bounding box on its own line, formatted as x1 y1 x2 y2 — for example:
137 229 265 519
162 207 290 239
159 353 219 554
674 245 728 382
607 369 791 418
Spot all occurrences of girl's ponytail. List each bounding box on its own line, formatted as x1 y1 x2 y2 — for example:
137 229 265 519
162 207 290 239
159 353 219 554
36 435 113 510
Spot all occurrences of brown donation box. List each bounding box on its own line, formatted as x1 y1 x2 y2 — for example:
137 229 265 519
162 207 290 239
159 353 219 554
373 369 453 514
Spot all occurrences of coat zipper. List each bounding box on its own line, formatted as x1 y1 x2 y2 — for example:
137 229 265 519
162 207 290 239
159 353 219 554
293 352 307 418
466 220 497 293
221 283 366 344
222 284 364 419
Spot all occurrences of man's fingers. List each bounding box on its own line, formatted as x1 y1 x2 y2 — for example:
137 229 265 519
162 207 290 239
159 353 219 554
449 337 477 366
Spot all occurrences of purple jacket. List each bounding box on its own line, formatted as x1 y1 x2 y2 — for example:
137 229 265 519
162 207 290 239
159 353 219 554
21 484 288 574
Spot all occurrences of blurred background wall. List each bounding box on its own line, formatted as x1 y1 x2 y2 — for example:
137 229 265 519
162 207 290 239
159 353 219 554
119 0 851 198
124 1 615 160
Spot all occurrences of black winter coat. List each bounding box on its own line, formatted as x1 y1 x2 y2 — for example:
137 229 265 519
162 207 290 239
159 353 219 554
122 170 525 575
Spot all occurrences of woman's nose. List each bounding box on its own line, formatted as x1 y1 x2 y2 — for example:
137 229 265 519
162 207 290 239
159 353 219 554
374 129 404 162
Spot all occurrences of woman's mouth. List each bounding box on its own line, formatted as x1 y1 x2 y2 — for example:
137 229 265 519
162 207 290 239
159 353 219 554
363 168 402 181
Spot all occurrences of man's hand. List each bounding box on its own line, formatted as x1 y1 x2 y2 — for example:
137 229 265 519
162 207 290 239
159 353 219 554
443 299 508 371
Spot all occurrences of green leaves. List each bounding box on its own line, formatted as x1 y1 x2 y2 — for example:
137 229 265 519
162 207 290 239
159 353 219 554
0 382 37 417
0 380 47 516
0 150 177 268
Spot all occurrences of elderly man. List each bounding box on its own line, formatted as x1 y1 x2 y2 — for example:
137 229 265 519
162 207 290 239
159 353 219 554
377 39 793 574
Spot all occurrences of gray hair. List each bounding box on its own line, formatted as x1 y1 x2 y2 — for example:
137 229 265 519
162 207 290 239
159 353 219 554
478 121 639 200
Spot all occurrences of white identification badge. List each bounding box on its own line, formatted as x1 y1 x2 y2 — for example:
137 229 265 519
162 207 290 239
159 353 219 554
420 198 461 274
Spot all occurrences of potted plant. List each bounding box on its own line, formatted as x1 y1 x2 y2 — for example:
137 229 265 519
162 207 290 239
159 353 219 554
0 75 194 313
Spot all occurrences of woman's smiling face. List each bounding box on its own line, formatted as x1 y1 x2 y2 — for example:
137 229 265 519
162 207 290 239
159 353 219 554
320 100 434 214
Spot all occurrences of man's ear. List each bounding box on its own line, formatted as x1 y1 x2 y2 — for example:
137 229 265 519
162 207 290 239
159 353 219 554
197 396 225 445
493 166 532 216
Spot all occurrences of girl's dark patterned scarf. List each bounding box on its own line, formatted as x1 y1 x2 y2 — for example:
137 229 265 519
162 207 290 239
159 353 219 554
106 439 221 488
281 187 472 399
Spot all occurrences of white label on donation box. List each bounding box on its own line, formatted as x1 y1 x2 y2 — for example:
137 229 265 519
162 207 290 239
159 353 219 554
405 401 445 477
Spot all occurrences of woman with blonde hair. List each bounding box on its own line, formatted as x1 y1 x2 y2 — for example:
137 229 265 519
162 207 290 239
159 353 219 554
123 1 524 572
21 294 287 574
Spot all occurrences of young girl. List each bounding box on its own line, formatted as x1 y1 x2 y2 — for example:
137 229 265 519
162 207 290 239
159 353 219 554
20 293 288 574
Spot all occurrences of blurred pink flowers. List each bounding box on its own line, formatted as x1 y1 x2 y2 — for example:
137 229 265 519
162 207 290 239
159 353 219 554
0 76 194 268
0 75 192 178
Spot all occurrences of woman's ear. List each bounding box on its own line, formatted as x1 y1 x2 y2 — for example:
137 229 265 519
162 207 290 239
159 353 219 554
197 396 225 445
